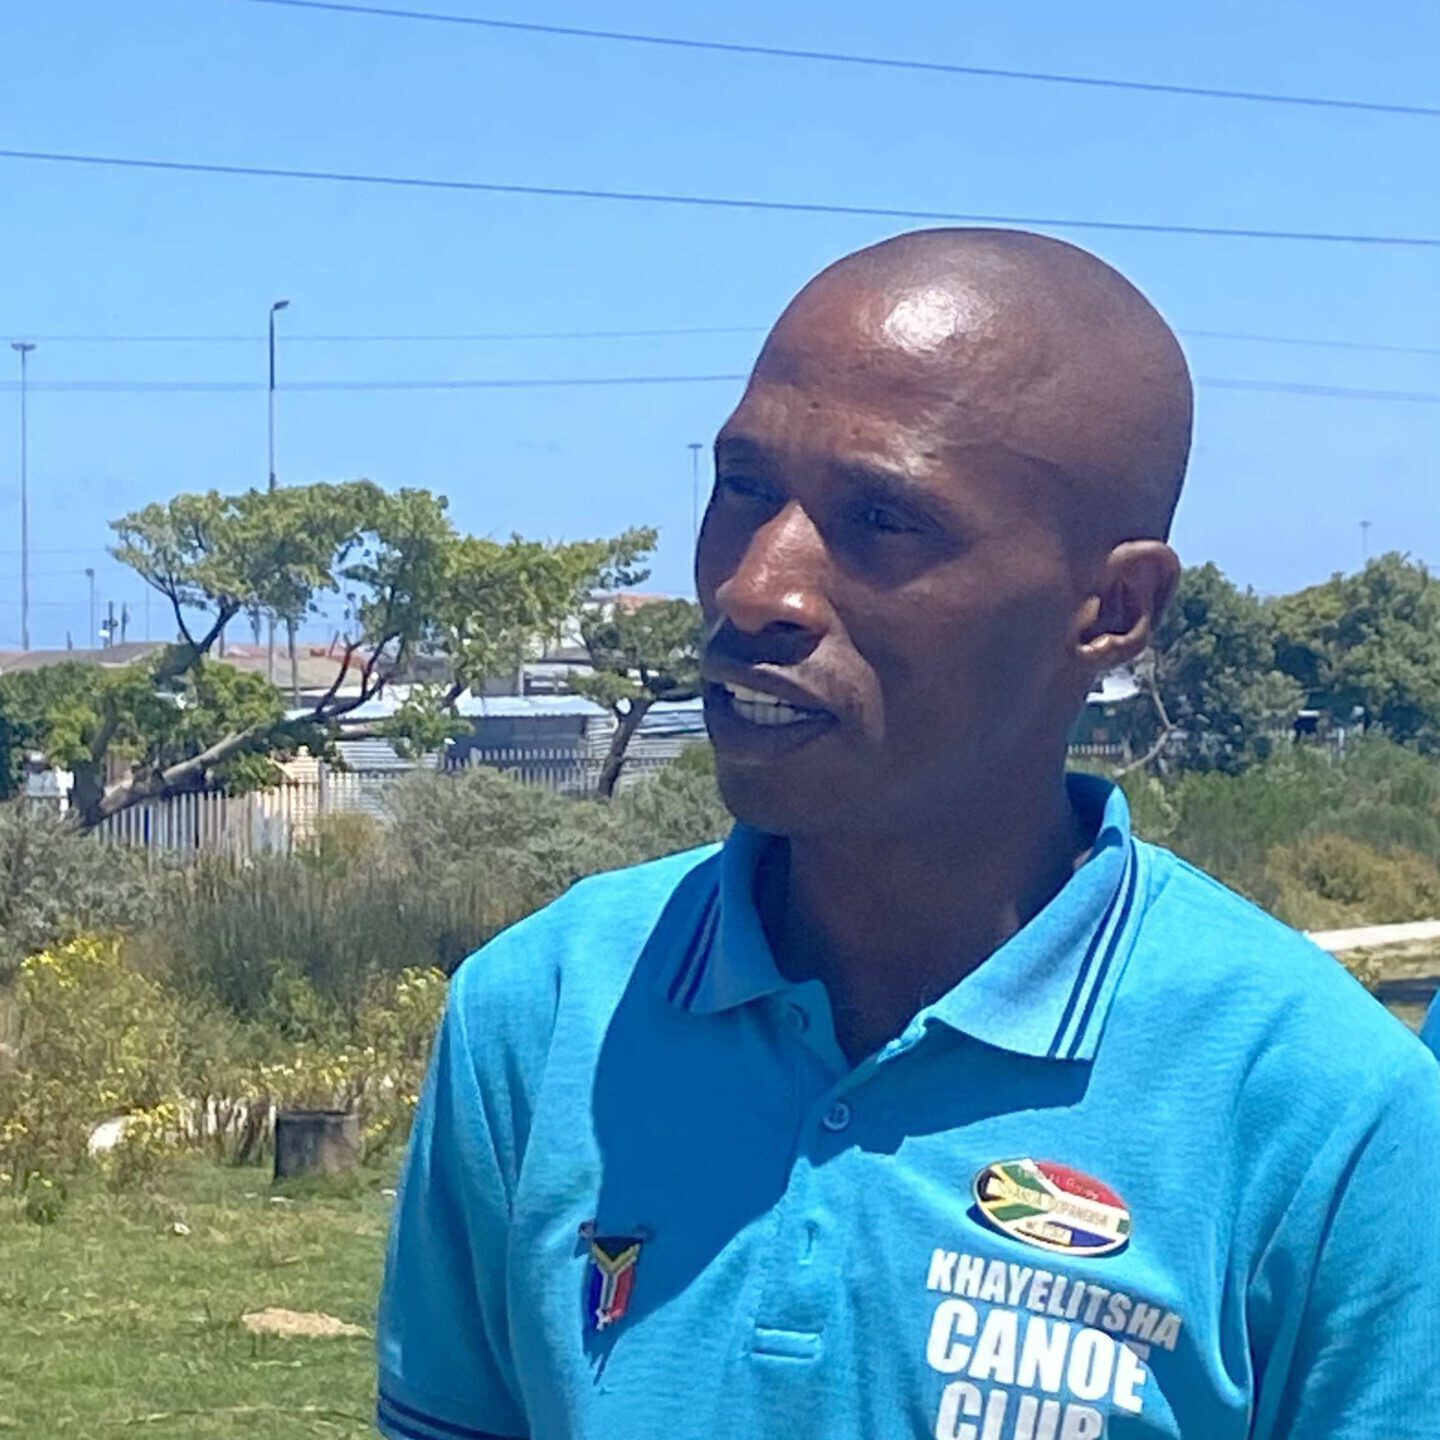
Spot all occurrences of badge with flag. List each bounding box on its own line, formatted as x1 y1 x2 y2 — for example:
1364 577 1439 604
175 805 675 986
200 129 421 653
579 1221 644 1331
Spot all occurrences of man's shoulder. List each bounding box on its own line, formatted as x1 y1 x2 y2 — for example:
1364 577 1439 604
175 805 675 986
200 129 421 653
446 842 722 1047
1134 840 1432 1087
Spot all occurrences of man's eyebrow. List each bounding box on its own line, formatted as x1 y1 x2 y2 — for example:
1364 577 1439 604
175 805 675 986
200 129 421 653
714 434 768 462
833 458 961 519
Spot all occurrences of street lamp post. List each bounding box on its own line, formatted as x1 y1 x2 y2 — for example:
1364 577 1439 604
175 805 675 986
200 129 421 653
266 300 290 684
85 566 95 648
11 341 35 651
688 442 705 553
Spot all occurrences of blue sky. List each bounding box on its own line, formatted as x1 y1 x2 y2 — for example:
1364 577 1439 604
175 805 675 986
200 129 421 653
2 0 1437 649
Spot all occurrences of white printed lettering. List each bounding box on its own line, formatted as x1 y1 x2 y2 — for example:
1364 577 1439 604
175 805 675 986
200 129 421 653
1066 1329 1117 1402
1007 1265 1035 1307
1151 1312 1183 1351
1127 1303 1160 1342
934 1380 983 1440
955 1254 987 1299
929 1250 959 1292
1059 1406 1105 1440
1016 1317 1070 1393
979 1262 1009 1304
1102 1292 1131 1333
927 1299 979 1374
969 1309 1019 1385
1015 1397 1062 1440
1114 1340 1149 1413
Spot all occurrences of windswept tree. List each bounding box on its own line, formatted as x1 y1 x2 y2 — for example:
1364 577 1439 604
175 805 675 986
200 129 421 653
572 598 705 799
1117 563 1304 777
0 480 653 827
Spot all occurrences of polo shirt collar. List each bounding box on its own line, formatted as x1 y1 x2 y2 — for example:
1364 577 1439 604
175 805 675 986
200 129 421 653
665 773 1143 1063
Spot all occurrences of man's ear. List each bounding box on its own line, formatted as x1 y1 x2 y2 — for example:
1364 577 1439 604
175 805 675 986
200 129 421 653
1076 541 1180 671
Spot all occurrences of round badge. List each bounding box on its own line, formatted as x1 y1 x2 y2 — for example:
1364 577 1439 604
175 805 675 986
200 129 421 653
973 1158 1132 1257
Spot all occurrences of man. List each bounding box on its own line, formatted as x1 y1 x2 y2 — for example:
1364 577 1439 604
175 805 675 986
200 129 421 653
1424 991 1440 1057
377 230 1440 1440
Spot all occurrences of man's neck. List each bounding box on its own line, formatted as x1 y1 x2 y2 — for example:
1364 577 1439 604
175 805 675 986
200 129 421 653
759 770 1091 1065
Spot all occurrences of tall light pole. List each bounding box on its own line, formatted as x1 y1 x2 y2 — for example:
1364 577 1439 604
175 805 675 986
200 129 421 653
84 566 96 648
266 300 290 684
11 341 35 651
688 442 705 553
1360 519 1372 567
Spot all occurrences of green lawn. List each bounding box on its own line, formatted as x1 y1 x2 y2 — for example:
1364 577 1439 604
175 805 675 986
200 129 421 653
0 1159 394 1438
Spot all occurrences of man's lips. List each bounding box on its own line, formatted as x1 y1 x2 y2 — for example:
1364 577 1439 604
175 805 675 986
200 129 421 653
701 665 841 758
699 663 836 719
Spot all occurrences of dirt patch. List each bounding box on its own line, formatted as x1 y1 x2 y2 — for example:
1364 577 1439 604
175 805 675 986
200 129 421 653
240 1307 368 1339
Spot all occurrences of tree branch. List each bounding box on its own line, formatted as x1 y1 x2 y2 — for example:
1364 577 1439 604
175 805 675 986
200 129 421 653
310 638 363 716
1114 668 1176 779
94 719 274 821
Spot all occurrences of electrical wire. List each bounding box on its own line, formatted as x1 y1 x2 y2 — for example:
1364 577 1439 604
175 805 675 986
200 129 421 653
1 373 1436 403
3 147 1437 248
9 326 1439 357
234 0 1440 119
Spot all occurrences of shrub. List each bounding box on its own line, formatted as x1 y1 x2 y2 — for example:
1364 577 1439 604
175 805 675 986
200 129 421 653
0 802 161 981
0 936 186 1189
1259 834 1440 929
606 762 731 861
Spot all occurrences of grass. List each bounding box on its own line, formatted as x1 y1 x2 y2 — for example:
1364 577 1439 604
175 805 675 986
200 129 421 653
0 1158 395 1438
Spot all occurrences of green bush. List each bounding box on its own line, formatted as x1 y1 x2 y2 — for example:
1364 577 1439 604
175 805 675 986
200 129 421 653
0 936 186 1192
1258 834 1440 929
0 802 161 980
1124 737 1440 929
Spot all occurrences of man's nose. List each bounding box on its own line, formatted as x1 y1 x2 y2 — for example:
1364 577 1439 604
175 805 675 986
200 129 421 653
714 501 833 640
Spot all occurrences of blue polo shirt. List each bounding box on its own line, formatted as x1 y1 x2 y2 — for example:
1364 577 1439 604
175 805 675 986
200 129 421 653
377 775 1440 1440
1423 993 1440 1057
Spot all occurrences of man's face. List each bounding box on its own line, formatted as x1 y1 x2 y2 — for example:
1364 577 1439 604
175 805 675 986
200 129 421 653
696 287 1094 839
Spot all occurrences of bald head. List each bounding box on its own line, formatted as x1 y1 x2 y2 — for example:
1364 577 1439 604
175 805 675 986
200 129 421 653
753 228 1193 542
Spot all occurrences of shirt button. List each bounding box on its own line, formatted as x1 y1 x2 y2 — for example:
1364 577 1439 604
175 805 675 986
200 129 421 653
822 1101 852 1132
786 1004 808 1033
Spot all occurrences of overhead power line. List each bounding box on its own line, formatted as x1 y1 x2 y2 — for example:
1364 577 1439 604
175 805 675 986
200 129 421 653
3 147 1438 249
10 326 1440 357
2 373 1437 404
10 326 769 344
235 0 1440 119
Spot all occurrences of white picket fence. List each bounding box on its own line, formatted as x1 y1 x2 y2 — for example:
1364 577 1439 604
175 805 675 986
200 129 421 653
91 769 385 860
88 744 688 859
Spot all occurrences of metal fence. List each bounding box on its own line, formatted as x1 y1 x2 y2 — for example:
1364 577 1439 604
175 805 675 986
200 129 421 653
87 744 688 859
461 744 681 794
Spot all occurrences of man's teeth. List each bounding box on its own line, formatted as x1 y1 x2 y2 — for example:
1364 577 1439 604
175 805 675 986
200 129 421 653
722 682 818 727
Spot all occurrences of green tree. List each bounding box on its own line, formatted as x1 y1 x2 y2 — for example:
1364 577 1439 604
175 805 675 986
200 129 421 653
572 599 705 798
0 481 654 827
1272 553 1440 751
1119 563 1304 776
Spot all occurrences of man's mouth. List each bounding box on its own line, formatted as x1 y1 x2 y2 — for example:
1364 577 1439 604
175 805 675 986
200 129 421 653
718 681 826 728
703 677 839 760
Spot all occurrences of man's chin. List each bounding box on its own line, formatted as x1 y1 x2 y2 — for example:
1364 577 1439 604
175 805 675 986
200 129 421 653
714 759 843 838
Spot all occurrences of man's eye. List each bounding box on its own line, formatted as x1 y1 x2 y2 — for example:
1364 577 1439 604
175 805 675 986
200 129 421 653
717 474 774 503
859 505 919 535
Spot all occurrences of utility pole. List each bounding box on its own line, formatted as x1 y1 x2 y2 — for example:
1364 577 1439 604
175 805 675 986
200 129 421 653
688 442 705 553
85 566 95 648
1360 519 1372 566
10 341 35 650
266 299 290 685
